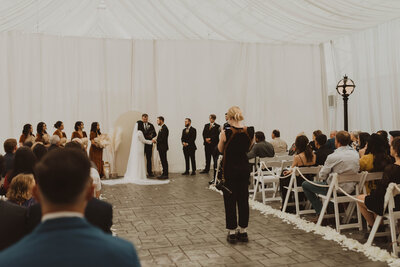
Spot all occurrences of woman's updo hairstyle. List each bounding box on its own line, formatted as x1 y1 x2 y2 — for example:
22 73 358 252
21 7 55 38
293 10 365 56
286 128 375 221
227 106 244 122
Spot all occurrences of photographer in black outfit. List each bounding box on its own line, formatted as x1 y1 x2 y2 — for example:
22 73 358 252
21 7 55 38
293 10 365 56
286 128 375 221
218 106 254 244
142 114 156 177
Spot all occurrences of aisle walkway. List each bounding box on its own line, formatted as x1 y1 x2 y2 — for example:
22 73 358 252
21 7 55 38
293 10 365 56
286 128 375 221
102 174 387 267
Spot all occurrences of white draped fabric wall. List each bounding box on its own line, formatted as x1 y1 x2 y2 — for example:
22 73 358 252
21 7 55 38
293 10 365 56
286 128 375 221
0 32 324 171
324 17 400 133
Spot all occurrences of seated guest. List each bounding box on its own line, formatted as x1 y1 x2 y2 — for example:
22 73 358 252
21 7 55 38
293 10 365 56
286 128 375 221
48 135 61 151
389 130 400 144
360 134 391 172
0 200 27 251
32 143 47 161
281 135 316 206
247 131 274 159
270 129 287 154
3 147 37 193
35 122 50 146
19 124 35 147
358 132 370 157
326 130 337 151
2 139 17 177
6 174 36 208
0 155 4 179
357 137 400 228
315 134 334 166
350 130 361 150
302 131 359 221
310 130 322 151
377 130 390 156
0 148 140 266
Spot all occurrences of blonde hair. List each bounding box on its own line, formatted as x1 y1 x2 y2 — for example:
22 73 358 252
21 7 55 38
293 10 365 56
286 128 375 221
6 174 35 204
227 106 244 121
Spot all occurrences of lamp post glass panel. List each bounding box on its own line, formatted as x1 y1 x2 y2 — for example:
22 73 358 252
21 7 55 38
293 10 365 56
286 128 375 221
336 75 355 131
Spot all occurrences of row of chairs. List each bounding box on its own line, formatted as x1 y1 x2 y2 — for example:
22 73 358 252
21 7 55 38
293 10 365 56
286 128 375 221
250 156 400 255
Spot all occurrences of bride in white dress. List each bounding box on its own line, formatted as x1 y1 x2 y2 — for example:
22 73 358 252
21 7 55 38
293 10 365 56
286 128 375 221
102 121 169 185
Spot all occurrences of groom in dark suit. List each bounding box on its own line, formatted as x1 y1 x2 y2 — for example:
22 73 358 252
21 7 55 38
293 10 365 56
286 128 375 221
142 114 157 177
156 116 169 179
201 114 220 175
181 118 196 175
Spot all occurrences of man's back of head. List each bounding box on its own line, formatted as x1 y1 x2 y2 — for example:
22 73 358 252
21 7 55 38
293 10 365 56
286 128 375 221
0 149 140 267
335 131 351 148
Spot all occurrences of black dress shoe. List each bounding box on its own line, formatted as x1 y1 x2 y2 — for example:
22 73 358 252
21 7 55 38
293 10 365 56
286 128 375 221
227 233 237 244
208 179 215 185
191 171 196 175
158 175 169 180
200 170 209 174
148 173 155 178
182 172 189 175
236 232 248 242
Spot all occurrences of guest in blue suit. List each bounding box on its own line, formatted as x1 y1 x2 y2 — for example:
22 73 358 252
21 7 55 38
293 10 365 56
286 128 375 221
0 148 140 267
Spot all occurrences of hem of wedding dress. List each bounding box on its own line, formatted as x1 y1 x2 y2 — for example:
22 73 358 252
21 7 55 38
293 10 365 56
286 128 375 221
101 177 170 185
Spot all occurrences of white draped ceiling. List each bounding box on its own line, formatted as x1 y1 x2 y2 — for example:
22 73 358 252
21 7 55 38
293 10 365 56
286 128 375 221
1 0 400 43
1 1 400 171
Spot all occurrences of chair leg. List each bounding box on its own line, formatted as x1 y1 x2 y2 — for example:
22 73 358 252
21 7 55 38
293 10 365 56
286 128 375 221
366 216 382 246
294 178 300 217
389 211 398 254
317 184 334 227
333 190 341 232
261 180 266 204
252 178 258 201
282 174 294 213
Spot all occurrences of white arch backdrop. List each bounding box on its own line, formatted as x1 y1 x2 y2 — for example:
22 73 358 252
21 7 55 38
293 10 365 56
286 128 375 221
0 32 324 171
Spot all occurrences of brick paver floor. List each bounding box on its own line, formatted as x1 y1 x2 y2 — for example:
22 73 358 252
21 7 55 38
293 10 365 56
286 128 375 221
102 173 388 267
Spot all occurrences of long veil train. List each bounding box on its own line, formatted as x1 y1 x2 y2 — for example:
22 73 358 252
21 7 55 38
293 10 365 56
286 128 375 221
102 123 169 185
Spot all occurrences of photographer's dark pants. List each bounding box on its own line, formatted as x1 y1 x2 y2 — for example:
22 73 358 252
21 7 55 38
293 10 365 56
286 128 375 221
223 182 249 230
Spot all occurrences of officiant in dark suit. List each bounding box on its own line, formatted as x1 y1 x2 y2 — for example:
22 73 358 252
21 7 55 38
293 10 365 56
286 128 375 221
201 114 220 175
142 114 157 177
156 116 169 179
181 118 197 175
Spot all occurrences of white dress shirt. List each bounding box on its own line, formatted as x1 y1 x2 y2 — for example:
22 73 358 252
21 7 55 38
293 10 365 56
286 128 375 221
42 212 83 222
319 145 360 193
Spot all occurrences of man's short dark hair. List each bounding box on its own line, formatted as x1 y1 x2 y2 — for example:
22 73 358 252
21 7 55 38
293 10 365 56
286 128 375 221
210 114 216 120
336 131 351 146
313 130 323 138
255 131 265 142
315 134 327 147
34 149 91 205
272 130 280 138
65 142 83 150
185 118 191 123
158 116 164 122
4 139 17 154
142 114 148 118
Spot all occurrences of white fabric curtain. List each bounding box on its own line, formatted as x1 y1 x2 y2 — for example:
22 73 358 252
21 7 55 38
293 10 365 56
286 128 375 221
324 17 400 133
1 0 400 44
0 32 325 171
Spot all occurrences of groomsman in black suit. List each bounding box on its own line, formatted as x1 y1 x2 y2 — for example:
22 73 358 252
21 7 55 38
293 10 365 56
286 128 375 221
201 114 220 175
156 116 169 179
181 118 197 175
142 114 157 177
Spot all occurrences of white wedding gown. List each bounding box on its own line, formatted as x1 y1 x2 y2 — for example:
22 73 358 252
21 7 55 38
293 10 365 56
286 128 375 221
102 123 169 185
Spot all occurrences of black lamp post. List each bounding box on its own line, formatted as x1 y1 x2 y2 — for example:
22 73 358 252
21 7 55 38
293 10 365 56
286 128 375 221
336 75 356 132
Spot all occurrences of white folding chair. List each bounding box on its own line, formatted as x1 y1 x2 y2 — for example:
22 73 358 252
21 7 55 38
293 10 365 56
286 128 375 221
366 183 400 256
361 172 384 194
317 172 366 232
275 155 293 162
252 160 283 203
282 166 322 216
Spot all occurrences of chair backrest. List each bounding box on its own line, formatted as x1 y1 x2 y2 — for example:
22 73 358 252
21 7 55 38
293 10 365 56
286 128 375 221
281 160 293 168
259 156 276 163
262 161 283 168
334 172 365 183
275 155 293 161
363 172 383 182
295 166 321 176
275 152 288 157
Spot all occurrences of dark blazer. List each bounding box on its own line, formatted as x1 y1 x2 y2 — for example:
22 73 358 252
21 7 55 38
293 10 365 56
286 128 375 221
327 137 336 151
26 198 113 234
143 122 156 141
2 153 14 177
181 127 197 151
202 123 220 147
0 217 140 267
315 144 334 166
0 201 27 251
157 124 169 151
247 141 275 159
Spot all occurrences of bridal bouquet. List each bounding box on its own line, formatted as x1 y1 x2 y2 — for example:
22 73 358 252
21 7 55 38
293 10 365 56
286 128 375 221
94 134 111 148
